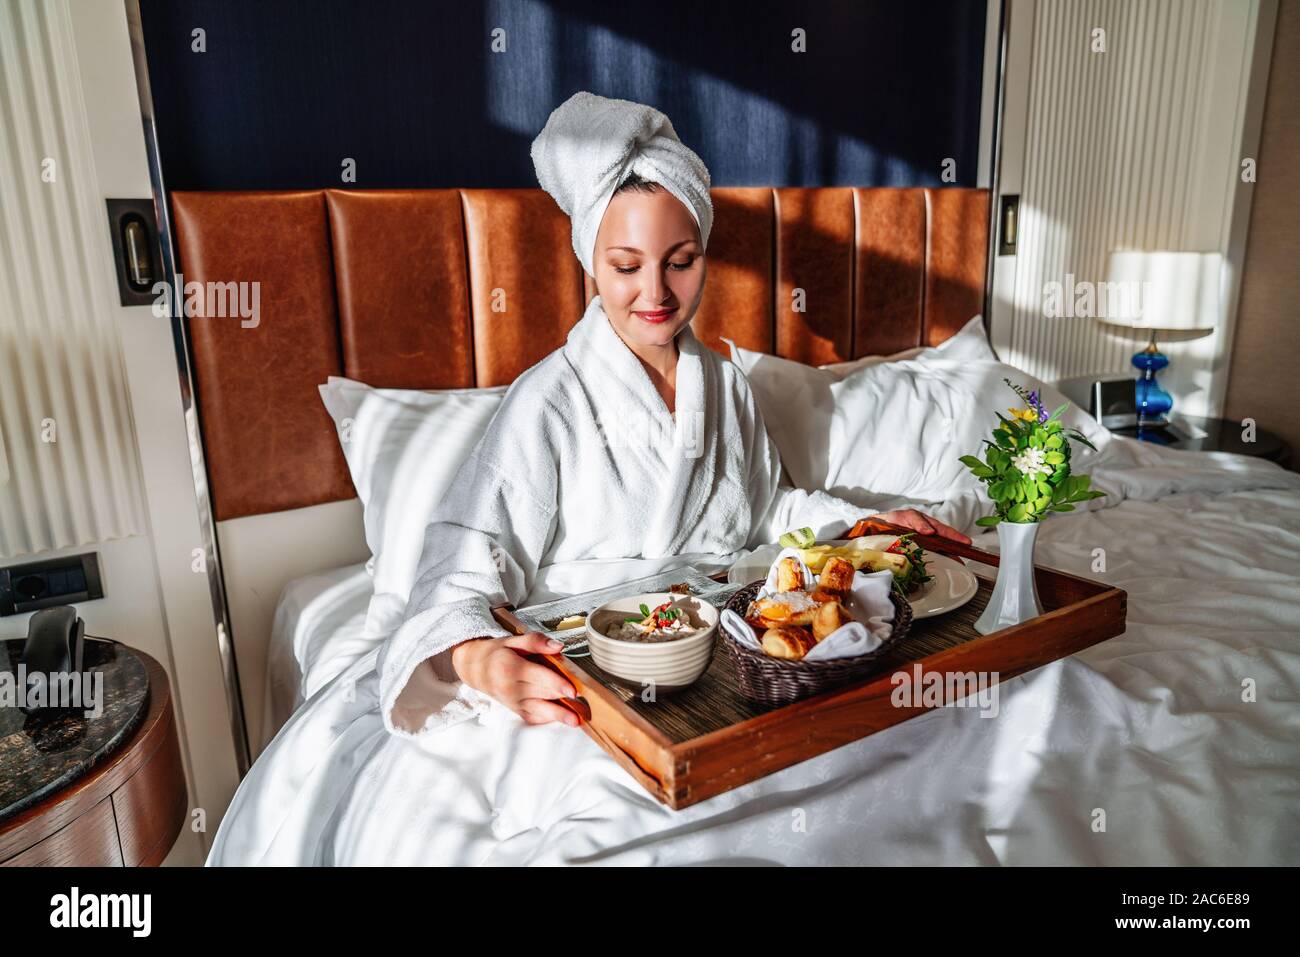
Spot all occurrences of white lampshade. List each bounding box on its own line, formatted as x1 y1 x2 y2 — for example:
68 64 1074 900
1102 250 1222 331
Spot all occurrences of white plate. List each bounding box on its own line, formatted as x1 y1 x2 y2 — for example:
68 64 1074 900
726 539 978 620
907 552 979 619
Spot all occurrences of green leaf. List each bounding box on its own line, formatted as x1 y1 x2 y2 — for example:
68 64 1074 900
1049 402 1069 422
1009 503 1029 522
1035 494 1051 511
1052 503 1076 512
975 515 1001 527
1045 451 1066 465
1066 430 1098 452
958 454 984 469
1045 434 1063 450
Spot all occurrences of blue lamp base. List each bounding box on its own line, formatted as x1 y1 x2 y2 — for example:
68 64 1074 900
1133 339 1172 426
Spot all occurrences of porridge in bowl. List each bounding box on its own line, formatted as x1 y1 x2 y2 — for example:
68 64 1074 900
605 600 705 643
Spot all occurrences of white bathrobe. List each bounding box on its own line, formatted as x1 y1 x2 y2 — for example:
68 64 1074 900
205 297 880 865
380 295 872 737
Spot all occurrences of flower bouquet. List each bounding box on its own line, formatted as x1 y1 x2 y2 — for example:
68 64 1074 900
958 379 1106 526
958 380 1106 634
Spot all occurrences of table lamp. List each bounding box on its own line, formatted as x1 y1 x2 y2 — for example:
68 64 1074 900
1102 250 1221 425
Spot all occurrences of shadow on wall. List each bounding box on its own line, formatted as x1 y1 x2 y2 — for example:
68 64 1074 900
138 0 986 191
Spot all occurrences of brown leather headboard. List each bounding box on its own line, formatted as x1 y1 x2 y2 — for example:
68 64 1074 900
171 187 989 520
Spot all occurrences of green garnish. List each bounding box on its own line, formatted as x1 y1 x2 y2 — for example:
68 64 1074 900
887 534 935 598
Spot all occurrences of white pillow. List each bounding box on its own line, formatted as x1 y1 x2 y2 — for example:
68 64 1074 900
318 376 507 630
728 318 1108 505
817 315 999 376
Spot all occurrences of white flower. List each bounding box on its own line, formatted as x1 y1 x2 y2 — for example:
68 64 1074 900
1011 447 1053 479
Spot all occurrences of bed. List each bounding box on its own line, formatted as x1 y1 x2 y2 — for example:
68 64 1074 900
251 436 1300 864
261 561 374 750
169 185 1300 865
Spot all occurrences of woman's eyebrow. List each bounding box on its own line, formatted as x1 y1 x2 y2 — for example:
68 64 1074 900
607 239 699 254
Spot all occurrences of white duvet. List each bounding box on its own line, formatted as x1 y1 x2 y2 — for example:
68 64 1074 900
209 433 1300 865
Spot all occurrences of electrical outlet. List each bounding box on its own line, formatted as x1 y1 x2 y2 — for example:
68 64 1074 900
0 552 103 616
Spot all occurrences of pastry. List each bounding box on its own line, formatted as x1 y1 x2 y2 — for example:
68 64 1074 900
751 589 819 627
811 600 851 641
818 556 856 599
760 625 817 660
775 556 806 592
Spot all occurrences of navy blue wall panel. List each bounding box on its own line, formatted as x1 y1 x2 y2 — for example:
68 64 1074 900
139 0 988 190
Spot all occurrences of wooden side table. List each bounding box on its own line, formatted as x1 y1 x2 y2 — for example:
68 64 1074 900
0 640 187 866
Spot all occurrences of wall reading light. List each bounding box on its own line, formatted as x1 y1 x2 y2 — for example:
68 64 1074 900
106 198 161 306
998 194 1019 256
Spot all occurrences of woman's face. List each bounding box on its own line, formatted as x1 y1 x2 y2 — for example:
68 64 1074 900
591 188 706 352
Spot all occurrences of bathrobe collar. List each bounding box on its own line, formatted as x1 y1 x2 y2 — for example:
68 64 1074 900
563 296 719 556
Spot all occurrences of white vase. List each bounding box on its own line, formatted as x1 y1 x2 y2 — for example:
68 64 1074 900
973 520 1045 635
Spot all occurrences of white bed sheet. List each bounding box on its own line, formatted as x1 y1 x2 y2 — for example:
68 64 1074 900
225 436 1300 865
262 561 379 751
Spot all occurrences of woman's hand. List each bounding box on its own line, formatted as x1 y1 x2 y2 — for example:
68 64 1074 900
874 508 971 545
450 633 579 727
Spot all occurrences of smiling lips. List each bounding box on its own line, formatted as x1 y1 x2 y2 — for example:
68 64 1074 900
633 306 678 324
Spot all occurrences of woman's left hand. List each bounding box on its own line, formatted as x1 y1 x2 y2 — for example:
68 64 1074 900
874 508 971 545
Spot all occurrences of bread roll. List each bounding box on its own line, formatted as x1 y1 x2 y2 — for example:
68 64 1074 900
818 556 856 598
811 600 852 641
776 556 806 592
760 625 817 660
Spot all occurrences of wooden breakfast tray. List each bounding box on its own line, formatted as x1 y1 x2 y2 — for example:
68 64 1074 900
490 519 1127 810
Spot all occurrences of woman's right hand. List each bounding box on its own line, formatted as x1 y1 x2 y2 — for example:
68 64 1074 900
449 633 579 727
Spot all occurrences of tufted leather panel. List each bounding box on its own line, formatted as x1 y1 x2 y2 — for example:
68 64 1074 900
171 186 988 519
460 189 585 387
171 190 353 521
691 188 775 358
326 189 474 389
775 187 855 365
853 188 928 357
924 188 991 346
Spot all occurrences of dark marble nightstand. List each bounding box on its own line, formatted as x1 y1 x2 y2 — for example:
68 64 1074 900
0 638 187 866
1113 415 1292 469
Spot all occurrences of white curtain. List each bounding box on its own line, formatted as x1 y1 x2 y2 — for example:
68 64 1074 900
0 0 145 557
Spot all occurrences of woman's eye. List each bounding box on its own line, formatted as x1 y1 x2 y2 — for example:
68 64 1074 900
612 257 694 275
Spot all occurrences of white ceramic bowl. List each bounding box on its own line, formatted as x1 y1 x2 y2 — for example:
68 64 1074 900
586 592 719 691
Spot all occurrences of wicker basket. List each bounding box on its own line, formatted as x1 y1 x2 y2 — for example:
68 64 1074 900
721 580 913 708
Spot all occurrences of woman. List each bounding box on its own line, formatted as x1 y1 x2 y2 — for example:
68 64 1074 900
381 91 967 738
207 92 966 864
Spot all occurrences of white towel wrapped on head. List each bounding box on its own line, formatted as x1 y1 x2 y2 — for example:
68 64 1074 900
530 90 714 275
